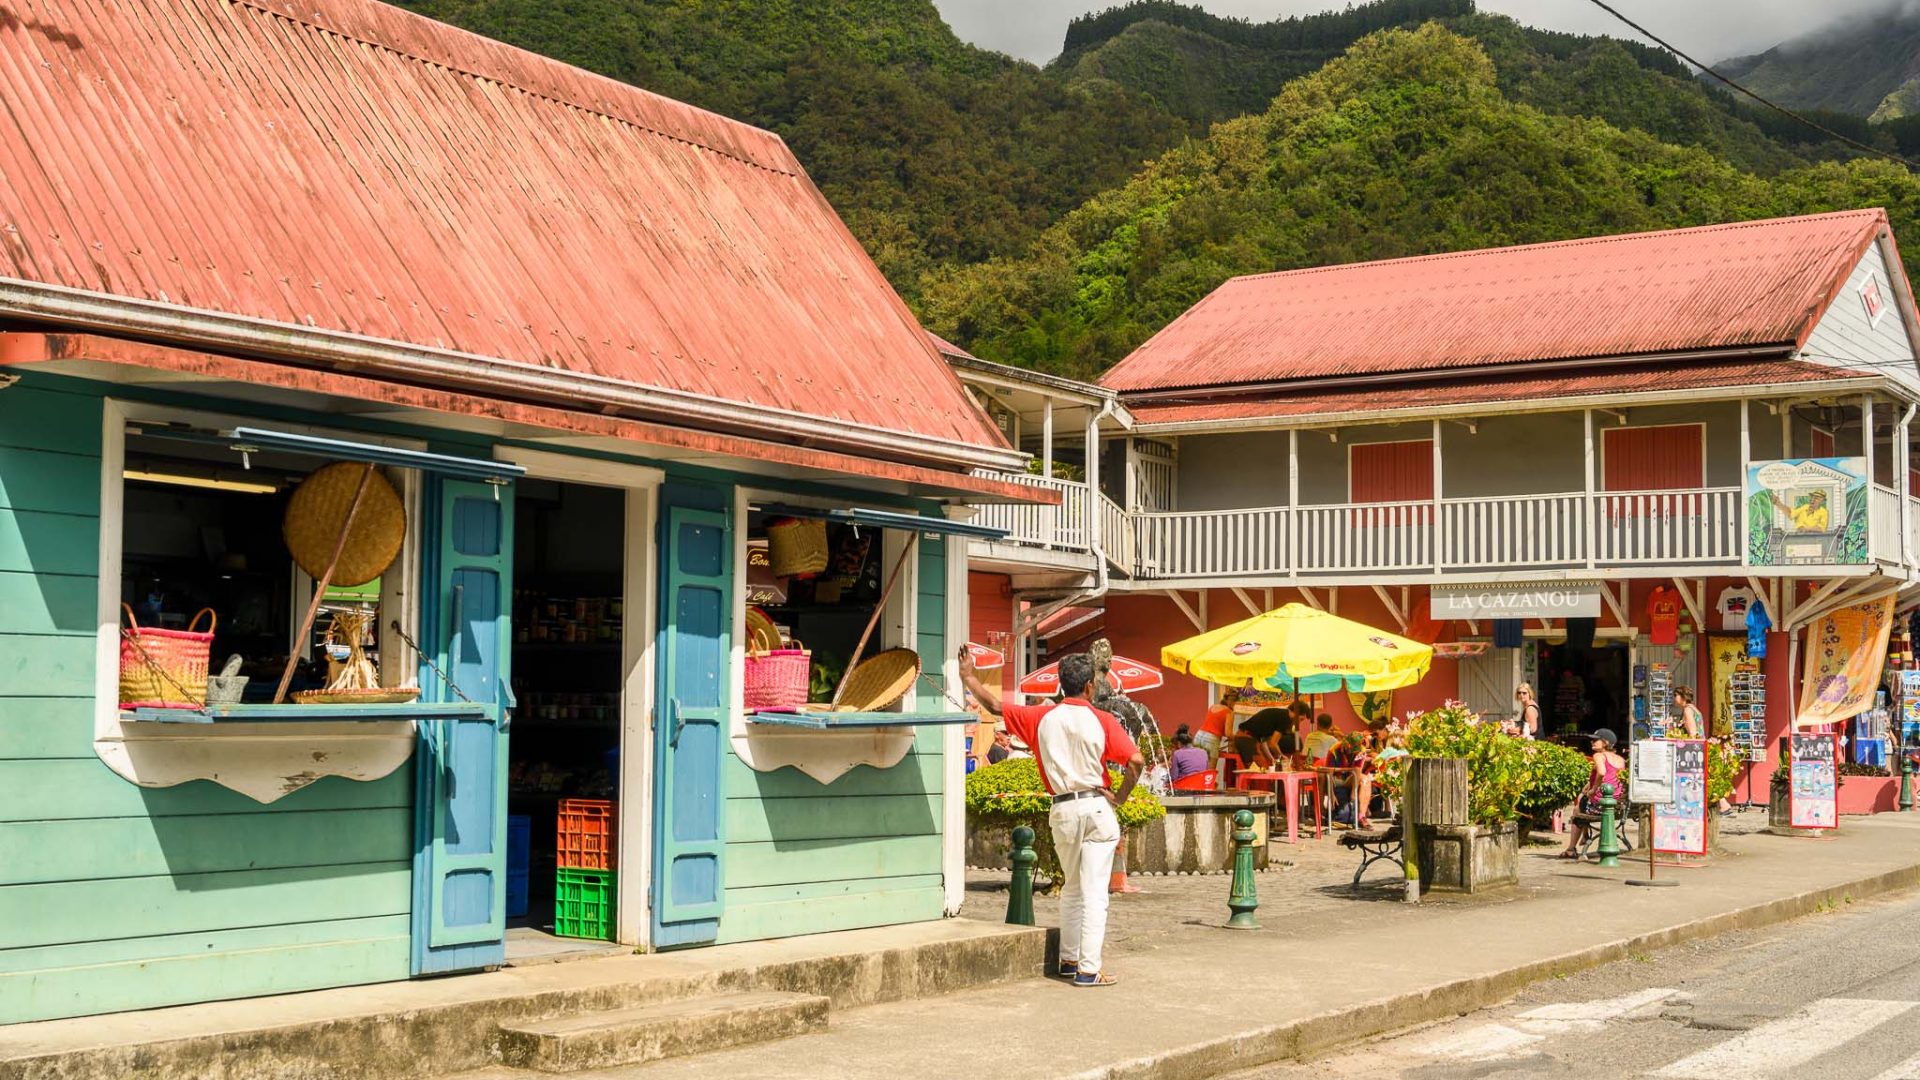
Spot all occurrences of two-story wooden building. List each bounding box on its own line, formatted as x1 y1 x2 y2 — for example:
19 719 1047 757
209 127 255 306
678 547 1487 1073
957 210 1920 811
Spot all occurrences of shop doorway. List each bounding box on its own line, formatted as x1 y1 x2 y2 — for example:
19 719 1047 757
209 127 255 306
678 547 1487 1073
1535 639 1631 739
506 478 630 961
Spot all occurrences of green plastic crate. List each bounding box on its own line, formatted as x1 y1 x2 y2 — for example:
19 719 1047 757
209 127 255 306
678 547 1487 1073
554 867 614 940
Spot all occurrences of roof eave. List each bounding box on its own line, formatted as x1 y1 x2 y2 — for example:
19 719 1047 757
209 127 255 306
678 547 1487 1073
0 278 1026 475
1129 374 1896 436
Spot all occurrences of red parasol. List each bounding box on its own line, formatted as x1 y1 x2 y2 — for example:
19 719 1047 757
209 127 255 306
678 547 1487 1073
1020 655 1163 697
964 642 1005 670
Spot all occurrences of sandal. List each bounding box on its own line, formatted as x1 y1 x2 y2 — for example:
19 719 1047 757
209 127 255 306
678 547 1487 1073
1073 971 1119 988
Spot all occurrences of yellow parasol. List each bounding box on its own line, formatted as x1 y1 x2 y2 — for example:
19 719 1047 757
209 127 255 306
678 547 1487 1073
1160 603 1432 693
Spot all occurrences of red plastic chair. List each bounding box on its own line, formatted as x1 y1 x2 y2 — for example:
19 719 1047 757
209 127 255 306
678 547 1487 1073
1171 771 1218 792
1217 753 1243 789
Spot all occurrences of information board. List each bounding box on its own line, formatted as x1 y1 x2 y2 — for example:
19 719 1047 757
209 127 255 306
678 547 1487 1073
1789 732 1839 830
1629 739 1674 806
1901 671 1920 748
1650 739 1708 855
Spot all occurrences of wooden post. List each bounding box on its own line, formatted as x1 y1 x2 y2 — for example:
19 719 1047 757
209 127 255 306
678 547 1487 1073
1583 409 1596 568
1086 410 1102 555
1287 428 1300 577
1041 398 1054 483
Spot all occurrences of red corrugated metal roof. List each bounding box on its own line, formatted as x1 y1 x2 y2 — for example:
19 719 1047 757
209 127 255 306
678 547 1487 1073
0 0 1005 457
1104 211 1896 392
1127 360 1875 428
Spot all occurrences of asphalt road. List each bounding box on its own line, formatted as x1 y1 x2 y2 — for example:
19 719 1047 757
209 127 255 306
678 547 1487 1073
1233 888 1920 1080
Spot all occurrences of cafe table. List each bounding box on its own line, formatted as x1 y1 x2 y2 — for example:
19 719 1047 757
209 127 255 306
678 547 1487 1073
1235 770 1321 844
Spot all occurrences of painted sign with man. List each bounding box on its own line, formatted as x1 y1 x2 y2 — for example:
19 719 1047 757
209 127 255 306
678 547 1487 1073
1744 457 1867 565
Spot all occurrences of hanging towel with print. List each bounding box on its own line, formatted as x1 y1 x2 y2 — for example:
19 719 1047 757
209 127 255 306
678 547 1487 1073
1746 600 1771 659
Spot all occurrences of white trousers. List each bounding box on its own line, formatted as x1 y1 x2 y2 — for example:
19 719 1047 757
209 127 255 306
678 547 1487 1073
1051 796 1120 975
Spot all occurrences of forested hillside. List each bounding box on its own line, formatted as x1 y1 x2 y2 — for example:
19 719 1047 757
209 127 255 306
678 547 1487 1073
917 24 1920 380
1718 9 1920 120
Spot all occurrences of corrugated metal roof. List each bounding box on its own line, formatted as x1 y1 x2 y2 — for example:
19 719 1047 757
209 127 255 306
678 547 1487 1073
1103 211 1894 393
0 0 1005 456
1127 360 1875 428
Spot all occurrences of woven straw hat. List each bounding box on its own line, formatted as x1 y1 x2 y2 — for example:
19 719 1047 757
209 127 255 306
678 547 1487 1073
282 462 406 587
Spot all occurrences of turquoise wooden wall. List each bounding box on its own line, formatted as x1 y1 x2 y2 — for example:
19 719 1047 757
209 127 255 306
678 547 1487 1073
0 376 413 1024
713 532 949 944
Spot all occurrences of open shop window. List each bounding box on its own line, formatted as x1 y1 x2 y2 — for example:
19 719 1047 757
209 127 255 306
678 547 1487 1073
94 401 516 800
733 498 984 782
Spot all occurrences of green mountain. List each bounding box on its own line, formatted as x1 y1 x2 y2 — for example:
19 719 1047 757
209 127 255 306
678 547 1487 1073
917 24 1920 381
403 0 1190 294
1717 10 1920 120
1049 0 1473 124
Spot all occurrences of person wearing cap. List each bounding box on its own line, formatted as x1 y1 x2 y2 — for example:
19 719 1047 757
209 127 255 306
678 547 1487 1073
961 648 1144 987
1560 727 1626 860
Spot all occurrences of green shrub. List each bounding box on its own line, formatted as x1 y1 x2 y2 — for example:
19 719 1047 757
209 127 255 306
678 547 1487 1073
1706 740 1740 805
1518 740 1593 822
965 756 1165 886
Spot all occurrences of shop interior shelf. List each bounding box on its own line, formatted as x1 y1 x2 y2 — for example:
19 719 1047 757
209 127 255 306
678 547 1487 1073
124 702 493 724
748 710 977 729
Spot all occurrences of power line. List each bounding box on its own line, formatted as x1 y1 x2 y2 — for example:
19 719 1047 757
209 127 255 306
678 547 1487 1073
1579 0 1920 170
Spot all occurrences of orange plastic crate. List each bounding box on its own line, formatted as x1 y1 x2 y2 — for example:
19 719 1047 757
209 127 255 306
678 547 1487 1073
556 798 615 870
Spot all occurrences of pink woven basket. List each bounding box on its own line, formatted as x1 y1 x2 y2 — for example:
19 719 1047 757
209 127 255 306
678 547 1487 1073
119 604 216 710
743 643 810 713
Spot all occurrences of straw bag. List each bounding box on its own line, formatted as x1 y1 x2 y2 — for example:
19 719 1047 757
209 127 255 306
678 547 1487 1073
765 517 828 578
744 640 810 713
119 604 215 709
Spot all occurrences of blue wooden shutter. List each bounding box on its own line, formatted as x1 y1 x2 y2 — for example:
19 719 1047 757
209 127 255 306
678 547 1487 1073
652 493 731 946
412 478 514 975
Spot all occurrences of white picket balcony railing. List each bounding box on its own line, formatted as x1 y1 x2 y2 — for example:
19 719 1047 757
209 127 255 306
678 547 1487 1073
968 474 1090 552
1872 485 1904 564
975 481 1913 579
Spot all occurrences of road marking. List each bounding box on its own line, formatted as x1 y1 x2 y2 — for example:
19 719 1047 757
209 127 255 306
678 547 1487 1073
1515 987 1680 1032
1413 1023 1542 1060
1652 998 1918 1078
1867 1049 1920 1080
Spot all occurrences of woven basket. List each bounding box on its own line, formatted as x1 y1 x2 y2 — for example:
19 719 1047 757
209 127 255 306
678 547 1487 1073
745 606 782 654
119 604 216 709
837 647 921 712
282 462 407 588
765 516 828 578
744 642 810 713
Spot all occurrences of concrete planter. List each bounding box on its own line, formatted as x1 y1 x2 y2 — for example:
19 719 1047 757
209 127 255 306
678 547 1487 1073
1414 820 1519 894
967 792 1274 875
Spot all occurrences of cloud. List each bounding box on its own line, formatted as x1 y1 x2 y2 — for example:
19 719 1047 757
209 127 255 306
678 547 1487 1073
931 0 1906 67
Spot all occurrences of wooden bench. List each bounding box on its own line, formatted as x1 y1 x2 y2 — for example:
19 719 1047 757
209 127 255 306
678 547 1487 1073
1338 823 1404 889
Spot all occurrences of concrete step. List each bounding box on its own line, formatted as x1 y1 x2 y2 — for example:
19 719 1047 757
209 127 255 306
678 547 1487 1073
497 991 828 1072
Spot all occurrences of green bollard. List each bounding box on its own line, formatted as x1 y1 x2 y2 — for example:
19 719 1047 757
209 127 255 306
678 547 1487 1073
1006 825 1036 926
1227 809 1260 929
1901 755 1914 813
1596 782 1622 868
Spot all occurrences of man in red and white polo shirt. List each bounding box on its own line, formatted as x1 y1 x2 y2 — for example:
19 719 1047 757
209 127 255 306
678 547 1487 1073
962 649 1144 987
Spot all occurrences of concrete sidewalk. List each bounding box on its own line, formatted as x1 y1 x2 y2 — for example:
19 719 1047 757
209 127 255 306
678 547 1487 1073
480 813 1920 1079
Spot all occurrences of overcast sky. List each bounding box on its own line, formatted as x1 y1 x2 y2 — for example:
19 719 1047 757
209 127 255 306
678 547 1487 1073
931 0 1901 66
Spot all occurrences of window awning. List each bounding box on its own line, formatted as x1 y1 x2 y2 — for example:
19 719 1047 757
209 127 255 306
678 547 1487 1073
749 710 977 729
753 502 1007 540
132 423 525 483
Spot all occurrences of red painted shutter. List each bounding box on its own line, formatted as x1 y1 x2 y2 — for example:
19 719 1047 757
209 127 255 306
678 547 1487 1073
1350 441 1434 503
1602 426 1703 492
1812 428 1835 458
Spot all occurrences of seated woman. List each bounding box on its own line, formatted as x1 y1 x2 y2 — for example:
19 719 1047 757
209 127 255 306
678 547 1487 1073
1168 725 1210 782
1561 728 1626 860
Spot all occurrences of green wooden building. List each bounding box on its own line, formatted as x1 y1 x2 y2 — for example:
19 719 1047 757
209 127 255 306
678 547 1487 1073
0 0 1036 1025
